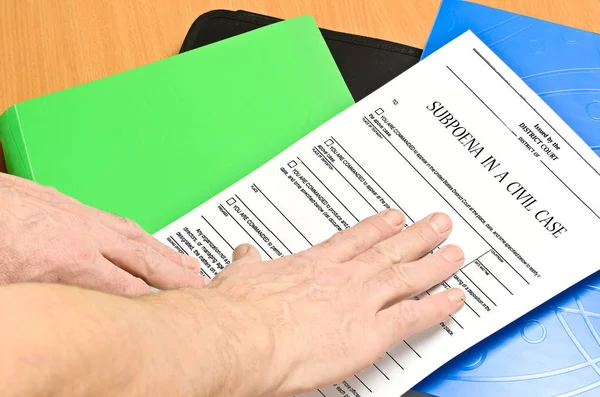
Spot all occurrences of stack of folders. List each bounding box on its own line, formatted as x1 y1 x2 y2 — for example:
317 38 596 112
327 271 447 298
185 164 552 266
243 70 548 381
2 1 599 396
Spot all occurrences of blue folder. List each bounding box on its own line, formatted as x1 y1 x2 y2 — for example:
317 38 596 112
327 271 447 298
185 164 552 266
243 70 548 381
416 1 600 396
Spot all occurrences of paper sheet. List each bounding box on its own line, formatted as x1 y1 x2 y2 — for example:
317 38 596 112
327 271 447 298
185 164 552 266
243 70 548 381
154 31 600 396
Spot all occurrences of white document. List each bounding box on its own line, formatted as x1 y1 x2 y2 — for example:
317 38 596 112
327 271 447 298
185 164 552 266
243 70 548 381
154 31 600 396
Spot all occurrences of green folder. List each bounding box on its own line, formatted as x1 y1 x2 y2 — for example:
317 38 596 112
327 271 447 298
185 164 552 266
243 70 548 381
0 15 353 233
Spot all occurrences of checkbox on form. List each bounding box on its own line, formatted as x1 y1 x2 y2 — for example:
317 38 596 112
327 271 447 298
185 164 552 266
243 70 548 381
226 197 236 206
288 160 297 168
375 108 384 115
325 139 334 146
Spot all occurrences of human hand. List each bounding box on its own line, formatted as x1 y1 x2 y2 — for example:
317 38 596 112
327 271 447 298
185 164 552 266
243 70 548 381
198 209 465 397
0 172 204 295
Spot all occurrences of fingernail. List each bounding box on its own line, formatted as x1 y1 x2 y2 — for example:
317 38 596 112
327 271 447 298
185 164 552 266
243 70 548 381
430 213 452 234
439 245 464 264
382 209 405 228
448 288 465 303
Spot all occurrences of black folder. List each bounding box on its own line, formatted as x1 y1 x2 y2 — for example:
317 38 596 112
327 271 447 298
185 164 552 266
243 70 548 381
179 10 422 102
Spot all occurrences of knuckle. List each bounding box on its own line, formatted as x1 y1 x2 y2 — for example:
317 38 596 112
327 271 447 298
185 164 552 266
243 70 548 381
398 302 420 328
41 185 59 195
135 244 160 277
116 231 131 244
319 232 342 250
381 264 414 291
123 217 144 239
369 244 401 265
38 185 62 203
315 234 341 258
132 243 147 260
319 230 364 259
343 236 364 257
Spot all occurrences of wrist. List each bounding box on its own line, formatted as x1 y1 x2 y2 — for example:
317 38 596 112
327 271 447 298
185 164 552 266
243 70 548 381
142 289 283 397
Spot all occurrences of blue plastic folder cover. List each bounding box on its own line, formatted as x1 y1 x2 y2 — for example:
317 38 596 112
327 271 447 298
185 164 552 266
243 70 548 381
416 1 600 396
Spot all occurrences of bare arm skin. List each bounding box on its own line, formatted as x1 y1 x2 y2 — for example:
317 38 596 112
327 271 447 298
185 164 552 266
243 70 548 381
0 172 204 295
0 210 465 397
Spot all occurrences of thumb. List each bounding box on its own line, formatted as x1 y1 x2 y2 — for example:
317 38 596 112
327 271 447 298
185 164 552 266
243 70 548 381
232 244 262 263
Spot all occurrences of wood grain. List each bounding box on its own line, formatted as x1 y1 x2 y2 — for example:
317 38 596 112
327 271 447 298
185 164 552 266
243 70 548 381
1 0 599 172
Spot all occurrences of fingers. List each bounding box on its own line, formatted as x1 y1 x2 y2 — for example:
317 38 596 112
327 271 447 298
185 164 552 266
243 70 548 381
310 209 406 263
84 256 152 296
149 237 201 272
232 244 262 264
356 212 452 267
367 245 464 307
96 211 200 272
100 236 206 290
375 288 465 348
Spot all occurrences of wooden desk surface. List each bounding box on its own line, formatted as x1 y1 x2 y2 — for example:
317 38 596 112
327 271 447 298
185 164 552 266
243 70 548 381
1 0 599 171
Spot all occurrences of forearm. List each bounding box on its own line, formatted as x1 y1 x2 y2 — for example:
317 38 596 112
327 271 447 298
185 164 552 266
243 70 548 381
0 210 466 397
0 283 273 397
